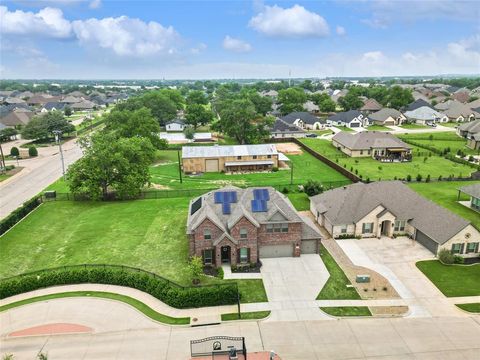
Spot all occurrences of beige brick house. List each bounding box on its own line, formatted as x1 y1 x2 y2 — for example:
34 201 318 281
187 186 321 266
182 144 280 173
310 181 480 257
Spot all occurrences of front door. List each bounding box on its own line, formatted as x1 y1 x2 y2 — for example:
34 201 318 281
221 246 231 263
381 221 391 236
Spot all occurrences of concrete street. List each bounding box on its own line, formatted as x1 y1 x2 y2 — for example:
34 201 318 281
0 138 82 219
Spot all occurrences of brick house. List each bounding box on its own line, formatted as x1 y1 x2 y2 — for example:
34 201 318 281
187 186 322 266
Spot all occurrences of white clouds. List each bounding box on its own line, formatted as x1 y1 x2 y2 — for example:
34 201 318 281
0 5 72 38
249 4 329 38
336 26 346 36
190 43 207 54
222 36 252 53
89 0 101 9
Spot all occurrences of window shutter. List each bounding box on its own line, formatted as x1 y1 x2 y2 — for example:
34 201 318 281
247 248 251 263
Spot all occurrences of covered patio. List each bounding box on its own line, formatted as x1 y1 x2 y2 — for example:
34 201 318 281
224 160 274 172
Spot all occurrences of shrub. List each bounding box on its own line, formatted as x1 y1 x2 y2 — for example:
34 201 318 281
303 180 324 196
28 146 38 157
271 167 279 172
425 175 430 183
416 174 422 182
453 255 464 264
406 175 411 182
366 177 370 183
0 196 42 235
281 187 289 194
438 249 455 265
10 146 19 157
189 256 203 284
216 266 224 279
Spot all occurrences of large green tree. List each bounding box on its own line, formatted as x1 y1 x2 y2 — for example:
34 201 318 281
311 93 336 112
67 132 155 200
104 107 166 149
278 88 307 114
185 104 213 129
22 111 75 140
186 90 208 105
338 92 363 111
387 86 414 109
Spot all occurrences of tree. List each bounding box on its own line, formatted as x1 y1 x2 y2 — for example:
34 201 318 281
189 256 203 284
184 126 195 140
311 93 336 112
217 99 273 144
241 90 273 115
303 180 324 196
185 104 213 129
104 107 167 149
67 132 155 200
387 86 414 109
21 111 75 140
64 106 72 117
278 88 307 114
10 146 19 157
0 128 18 142
158 88 185 110
28 146 38 157
186 90 208 105
338 92 363 111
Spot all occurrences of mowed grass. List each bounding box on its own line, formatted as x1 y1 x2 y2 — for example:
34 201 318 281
0 199 266 303
301 139 475 181
416 261 480 297
398 131 478 155
150 149 349 190
366 125 393 131
320 306 371 317
408 181 480 229
221 311 270 321
399 123 429 129
456 303 480 313
287 192 310 211
317 244 361 300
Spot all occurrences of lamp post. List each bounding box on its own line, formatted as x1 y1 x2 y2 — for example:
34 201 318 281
0 142 5 174
53 130 66 180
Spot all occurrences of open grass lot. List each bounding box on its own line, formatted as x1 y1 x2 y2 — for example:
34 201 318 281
456 303 480 313
320 306 371 317
301 139 475 181
0 199 266 303
150 149 349 190
398 131 478 156
317 244 361 300
366 125 392 131
399 123 429 129
408 181 480 229
416 261 480 297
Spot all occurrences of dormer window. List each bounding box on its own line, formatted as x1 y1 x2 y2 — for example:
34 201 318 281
203 228 211 240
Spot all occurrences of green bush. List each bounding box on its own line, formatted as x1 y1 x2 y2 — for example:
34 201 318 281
454 255 465 264
0 196 42 235
438 249 455 265
0 266 238 308
406 175 412 182
271 167 279 172
10 146 19 157
28 146 38 157
303 180 324 196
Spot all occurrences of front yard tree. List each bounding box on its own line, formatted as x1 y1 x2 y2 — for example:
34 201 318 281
22 111 75 140
10 146 19 157
278 88 307 114
338 92 363 111
311 93 336 112
186 90 208 105
387 86 414 109
0 128 18 142
189 256 204 284
185 104 213 129
64 106 72 117
67 132 155 200
184 126 195 140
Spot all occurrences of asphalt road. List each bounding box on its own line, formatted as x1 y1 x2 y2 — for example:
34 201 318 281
0 138 83 219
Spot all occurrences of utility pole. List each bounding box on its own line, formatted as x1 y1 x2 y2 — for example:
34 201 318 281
53 130 66 180
177 150 183 183
0 142 5 174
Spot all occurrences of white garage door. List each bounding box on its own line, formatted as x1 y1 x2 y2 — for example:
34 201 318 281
205 159 219 172
301 240 317 254
259 244 293 258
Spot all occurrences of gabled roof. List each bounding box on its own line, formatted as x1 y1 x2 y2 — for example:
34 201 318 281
369 108 403 122
43 102 66 111
332 131 411 150
327 110 364 124
303 100 319 112
441 101 480 119
404 106 446 121
166 119 185 125
459 183 480 199
404 99 435 112
281 112 323 125
0 108 34 126
458 119 480 134
360 98 382 111
310 181 471 245
271 118 305 134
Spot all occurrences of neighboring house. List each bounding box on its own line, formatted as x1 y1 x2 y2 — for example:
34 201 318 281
41 102 66 112
404 106 447 125
360 98 382 114
458 184 480 213
457 120 480 150
270 118 306 138
467 98 480 110
0 108 34 128
182 144 281 173
4 97 26 105
71 100 96 110
404 99 435 112
159 132 213 144
369 108 406 126
331 89 348 103
61 95 82 104
27 95 52 106
327 110 369 128
281 112 325 130
332 131 412 161
259 90 278 98
165 119 186 132
452 91 470 104
187 186 322 266
411 90 431 103
303 100 320 114
435 100 480 122
310 181 480 257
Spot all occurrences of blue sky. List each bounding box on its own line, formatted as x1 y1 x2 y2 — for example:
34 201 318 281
0 0 479 79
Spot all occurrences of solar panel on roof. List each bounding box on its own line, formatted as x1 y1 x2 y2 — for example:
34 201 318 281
229 191 238 203
262 189 270 201
253 188 270 201
214 192 223 204
251 199 268 212
191 197 202 215
222 202 231 214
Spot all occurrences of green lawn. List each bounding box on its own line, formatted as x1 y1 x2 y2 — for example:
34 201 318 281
287 192 310 211
150 149 349 190
0 291 190 325
300 139 475 181
399 123 429 129
398 131 478 156
408 181 480 229
440 122 460 128
366 125 392 131
221 311 270 321
317 244 361 300
456 303 480 313
320 306 371 317
0 199 266 303
334 126 355 132
416 261 480 297
0 174 11 182
311 129 333 136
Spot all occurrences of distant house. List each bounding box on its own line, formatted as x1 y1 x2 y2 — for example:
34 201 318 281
270 118 306 138
404 99 435 112
165 119 186 132
71 100 96 111
41 102 66 112
303 100 320 114
332 131 411 161
0 108 34 128
457 120 480 150
159 132 213 144
327 110 368 128
360 98 382 114
310 181 480 257
4 97 26 105
281 112 325 130
404 106 447 125
458 184 480 213
187 186 322 266
61 95 82 104
259 90 278 98
182 144 281 173
452 90 470 103
369 108 406 126
435 101 480 122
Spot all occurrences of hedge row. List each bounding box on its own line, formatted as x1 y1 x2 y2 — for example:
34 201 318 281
0 196 42 236
0 267 238 308
76 119 105 135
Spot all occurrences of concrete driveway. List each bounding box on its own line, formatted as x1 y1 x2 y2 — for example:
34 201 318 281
260 255 330 321
336 237 467 317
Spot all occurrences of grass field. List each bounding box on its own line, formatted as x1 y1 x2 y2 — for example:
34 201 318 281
287 192 310 211
408 181 480 229
456 303 480 313
150 149 349 190
0 291 190 325
399 123 429 129
398 131 478 156
366 125 393 131
320 306 371 317
416 261 480 297
0 199 266 303
221 311 270 321
300 139 475 181
317 244 361 300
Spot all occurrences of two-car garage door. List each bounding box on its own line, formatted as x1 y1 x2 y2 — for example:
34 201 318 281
415 230 438 254
259 244 293 258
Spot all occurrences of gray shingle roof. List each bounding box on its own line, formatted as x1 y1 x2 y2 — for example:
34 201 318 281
404 106 446 121
360 98 382 111
310 181 470 245
459 183 480 199
281 112 323 125
327 110 364 124
332 131 411 150
369 108 403 122
405 99 434 112
271 118 305 134
458 119 480 134
182 144 278 159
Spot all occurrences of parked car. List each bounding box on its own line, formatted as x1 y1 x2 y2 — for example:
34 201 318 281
306 133 318 138
427 122 437 127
